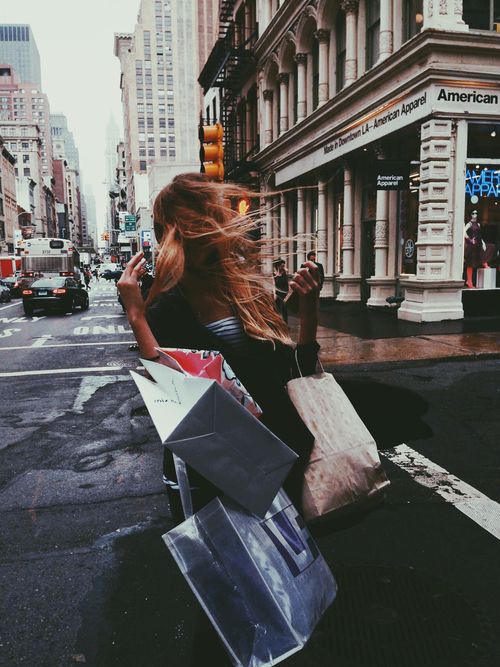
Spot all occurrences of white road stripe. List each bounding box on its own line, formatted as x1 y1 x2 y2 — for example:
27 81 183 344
31 335 52 347
0 340 135 351
384 444 500 541
0 302 19 311
0 366 130 378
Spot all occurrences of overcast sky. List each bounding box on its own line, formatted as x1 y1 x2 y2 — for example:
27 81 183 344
1 0 141 231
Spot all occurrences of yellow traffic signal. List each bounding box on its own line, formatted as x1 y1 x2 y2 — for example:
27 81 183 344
199 122 224 181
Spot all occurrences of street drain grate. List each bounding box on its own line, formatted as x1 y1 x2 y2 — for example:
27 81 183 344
298 564 492 667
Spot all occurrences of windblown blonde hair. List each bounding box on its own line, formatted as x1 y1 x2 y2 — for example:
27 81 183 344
146 172 292 345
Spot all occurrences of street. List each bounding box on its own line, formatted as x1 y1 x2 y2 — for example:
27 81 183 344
1 280 500 666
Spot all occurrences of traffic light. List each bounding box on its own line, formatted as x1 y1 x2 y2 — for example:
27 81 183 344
236 196 250 216
199 122 224 181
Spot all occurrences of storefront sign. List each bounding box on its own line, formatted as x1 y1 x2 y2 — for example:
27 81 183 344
465 167 500 198
374 161 410 190
275 82 500 186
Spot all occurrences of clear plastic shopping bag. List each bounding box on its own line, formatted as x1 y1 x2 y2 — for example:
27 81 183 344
163 490 337 667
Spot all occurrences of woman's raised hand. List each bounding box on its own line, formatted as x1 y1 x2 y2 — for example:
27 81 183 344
117 251 148 319
289 261 320 301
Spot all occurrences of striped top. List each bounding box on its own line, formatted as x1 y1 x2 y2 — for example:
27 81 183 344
205 316 247 350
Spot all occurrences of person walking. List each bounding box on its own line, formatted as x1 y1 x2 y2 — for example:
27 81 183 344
83 268 91 290
273 258 289 323
302 251 324 290
93 267 99 282
117 172 320 516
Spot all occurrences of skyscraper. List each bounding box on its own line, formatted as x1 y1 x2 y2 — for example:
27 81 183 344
114 0 207 213
0 25 42 86
50 113 80 175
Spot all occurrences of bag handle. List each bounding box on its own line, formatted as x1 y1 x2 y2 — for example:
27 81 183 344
294 348 324 378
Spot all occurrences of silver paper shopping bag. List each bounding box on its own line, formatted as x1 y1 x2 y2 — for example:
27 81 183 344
131 362 297 517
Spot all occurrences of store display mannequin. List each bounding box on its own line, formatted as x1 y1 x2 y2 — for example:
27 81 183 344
464 210 487 288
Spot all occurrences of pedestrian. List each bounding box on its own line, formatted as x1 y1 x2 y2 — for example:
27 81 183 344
273 258 289 323
83 268 91 290
93 267 99 282
302 250 324 290
118 172 320 516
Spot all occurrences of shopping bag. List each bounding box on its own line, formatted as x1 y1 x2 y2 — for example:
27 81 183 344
156 347 262 418
131 361 298 518
287 371 390 522
164 490 337 667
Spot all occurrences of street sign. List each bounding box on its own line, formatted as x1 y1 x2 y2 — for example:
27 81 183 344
374 160 410 190
124 215 136 222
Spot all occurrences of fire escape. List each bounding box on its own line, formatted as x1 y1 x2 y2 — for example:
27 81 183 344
198 0 257 181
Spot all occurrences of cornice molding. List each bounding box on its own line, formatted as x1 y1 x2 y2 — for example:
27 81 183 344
252 31 500 176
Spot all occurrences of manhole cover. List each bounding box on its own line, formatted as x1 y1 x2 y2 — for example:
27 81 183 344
294 565 491 667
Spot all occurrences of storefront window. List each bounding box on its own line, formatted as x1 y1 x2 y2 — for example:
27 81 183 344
464 123 500 288
463 0 500 30
398 169 420 275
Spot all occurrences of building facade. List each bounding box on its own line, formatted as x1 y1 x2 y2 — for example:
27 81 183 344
0 25 42 87
0 66 53 181
0 136 17 253
0 119 45 238
201 0 500 322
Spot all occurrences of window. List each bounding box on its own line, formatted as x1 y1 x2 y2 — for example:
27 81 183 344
366 0 380 70
148 149 155 156
24 167 30 176
336 11 346 92
169 149 176 157
22 154 29 163
22 141 29 149
403 0 424 40
139 160 147 172
312 37 320 110
463 0 500 30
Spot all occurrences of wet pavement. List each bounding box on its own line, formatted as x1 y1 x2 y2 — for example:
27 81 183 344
290 301 500 368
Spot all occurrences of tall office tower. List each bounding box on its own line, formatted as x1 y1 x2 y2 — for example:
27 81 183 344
50 113 80 175
114 0 205 213
104 114 121 188
84 186 98 248
196 0 218 111
0 66 53 180
0 25 42 87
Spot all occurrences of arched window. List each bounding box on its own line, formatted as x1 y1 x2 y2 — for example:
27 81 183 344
366 0 380 70
292 59 299 125
336 11 346 93
312 36 320 110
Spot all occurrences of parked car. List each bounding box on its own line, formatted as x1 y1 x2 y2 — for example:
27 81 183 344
22 277 89 315
0 276 22 297
0 280 12 302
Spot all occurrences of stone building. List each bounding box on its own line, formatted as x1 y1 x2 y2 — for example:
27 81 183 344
200 0 500 321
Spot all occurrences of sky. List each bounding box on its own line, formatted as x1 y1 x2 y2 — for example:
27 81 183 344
1 0 141 232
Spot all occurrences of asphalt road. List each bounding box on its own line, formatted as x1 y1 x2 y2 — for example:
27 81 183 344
1 280 499 667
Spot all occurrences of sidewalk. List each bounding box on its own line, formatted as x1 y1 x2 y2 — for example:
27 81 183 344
290 301 500 367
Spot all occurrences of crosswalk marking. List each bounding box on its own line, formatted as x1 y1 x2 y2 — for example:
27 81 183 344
383 444 500 541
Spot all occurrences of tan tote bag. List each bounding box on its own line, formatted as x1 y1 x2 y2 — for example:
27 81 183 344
287 361 390 522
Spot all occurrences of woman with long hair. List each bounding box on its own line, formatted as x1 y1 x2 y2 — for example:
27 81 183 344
118 172 320 516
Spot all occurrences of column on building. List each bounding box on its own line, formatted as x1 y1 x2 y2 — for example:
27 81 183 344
341 0 358 86
336 164 361 300
315 30 330 105
296 186 306 260
379 0 393 61
422 0 467 31
263 89 273 147
278 73 289 135
366 185 397 306
279 193 288 256
399 119 465 322
294 53 308 122
317 176 328 274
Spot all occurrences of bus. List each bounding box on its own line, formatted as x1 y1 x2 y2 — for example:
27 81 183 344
20 238 81 281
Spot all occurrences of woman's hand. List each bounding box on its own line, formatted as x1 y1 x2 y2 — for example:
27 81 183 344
117 252 147 321
289 261 320 344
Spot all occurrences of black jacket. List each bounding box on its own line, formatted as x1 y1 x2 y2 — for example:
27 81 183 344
146 288 319 510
